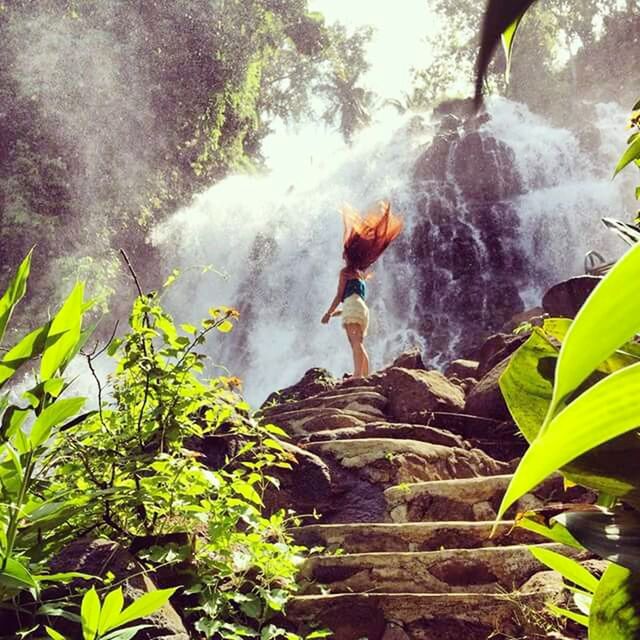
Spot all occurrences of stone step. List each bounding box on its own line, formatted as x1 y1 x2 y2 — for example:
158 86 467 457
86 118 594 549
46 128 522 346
299 421 468 449
285 591 547 640
299 543 582 595
260 407 383 437
385 473 592 522
293 521 544 553
261 389 388 418
305 438 509 487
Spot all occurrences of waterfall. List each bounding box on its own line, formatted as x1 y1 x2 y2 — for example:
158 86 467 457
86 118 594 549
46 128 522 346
152 98 634 405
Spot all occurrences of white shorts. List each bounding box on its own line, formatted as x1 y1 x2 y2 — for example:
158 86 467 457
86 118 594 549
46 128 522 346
341 294 369 335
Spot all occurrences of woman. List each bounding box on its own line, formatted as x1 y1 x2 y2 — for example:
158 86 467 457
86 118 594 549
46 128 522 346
321 201 403 378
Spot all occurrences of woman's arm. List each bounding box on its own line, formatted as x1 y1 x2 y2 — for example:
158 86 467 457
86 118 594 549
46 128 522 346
321 271 347 323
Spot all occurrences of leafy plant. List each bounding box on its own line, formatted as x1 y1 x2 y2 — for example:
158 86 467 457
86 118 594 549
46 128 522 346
44 586 176 640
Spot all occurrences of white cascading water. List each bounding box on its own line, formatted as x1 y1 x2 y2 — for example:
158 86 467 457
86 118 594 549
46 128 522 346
153 98 634 406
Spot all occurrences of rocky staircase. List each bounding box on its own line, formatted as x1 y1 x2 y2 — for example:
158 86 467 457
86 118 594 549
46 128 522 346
260 350 592 640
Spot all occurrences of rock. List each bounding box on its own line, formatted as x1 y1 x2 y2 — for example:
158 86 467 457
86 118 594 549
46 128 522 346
299 421 468 450
380 368 465 423
262 368 337 407
293 521 545 554
451 132 524 203
300 544 584 594
47 539 189 639
391 348 426 370
444 359 479 379
464 359 512 421
306 439 507 487
264 440 333 516
476 332 528 378
542 275 601 318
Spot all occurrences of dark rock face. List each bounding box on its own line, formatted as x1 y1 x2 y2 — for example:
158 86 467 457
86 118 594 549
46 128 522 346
408 111 529 359
464 359 512 422
542 275 601 318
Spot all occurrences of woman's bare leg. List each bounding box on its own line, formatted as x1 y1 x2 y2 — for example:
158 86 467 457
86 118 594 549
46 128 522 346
345 323 368 377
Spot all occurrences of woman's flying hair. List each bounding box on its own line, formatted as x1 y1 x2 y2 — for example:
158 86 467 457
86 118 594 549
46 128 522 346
341 201 403 271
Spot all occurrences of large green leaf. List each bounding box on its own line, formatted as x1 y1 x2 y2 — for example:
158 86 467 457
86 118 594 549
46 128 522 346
501 14 524 83
115 587 176 627
0 323 52 389
516 512 583 549
614 133 640 177
555 509 640 573
41 282 85 381
98 588 124 635
500 328 640 502
498 361 640 520
546 242 640 428
0 249 33 346
0 556 39 591
81 587 101 640
474 0 537 108
29 397 86 449
589 563 640 639
548 603 589 627
528 546 598 593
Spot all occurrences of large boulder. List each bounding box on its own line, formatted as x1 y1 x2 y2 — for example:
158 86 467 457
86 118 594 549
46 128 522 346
264 440 333 515
390 347 426 370
476 332 528 378
380 368 465 423
464 359 512 421
444 359 479 379
542 275 601 318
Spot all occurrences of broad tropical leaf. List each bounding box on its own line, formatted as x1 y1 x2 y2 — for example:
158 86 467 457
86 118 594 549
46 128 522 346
501 15 524 83
0 323 52 389
497 361 640 519
41 282 85 381
474 0 538 108
528 546 598 593
114 587 176 627
546 242 640 427
0 249 33 346
29 397 86 449
589 563 640 639
547 603 589 627
81 587 101 640
614 133 640 177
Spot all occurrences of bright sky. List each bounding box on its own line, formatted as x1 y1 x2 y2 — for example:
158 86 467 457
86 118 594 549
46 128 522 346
309 0 441 99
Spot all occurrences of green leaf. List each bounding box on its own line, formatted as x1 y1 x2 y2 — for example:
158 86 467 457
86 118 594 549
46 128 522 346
98 587 124 635
528 546 598 593
41 282 85 380
501 14 524 83
615 134 640 177
81 587 101 640
0 323 50 389
547 603 589 627
0 556 39 590
515 513 582 549
589 563 640 639
554 509 640 573
474 0 537 108
0 249 33 346
498 361 640 520
30 397 86 448
115 587 176 628
45 627 67 640
545 242 640 427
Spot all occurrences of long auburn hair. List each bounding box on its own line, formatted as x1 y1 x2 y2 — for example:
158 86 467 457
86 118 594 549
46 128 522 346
341 201 403 272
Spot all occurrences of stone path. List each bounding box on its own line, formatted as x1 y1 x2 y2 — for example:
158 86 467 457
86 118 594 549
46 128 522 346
260 360 592 640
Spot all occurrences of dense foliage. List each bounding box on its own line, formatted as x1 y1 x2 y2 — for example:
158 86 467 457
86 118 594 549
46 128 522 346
0 0 370 317
0 254 314 639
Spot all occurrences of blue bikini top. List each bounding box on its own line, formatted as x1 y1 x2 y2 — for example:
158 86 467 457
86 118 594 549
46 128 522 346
343 278 366 301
